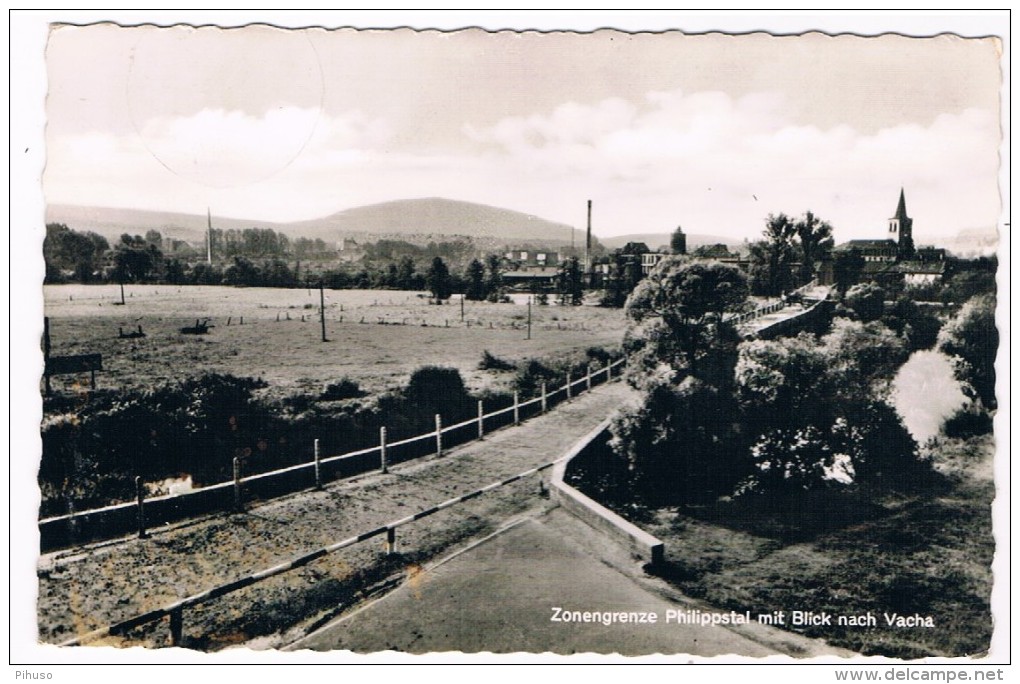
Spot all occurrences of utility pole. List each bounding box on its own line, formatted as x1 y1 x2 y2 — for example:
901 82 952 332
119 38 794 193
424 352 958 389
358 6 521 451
527 296 532 340
585 199 592 283
460 293 465 322
319 280 327 342
206 207 213 265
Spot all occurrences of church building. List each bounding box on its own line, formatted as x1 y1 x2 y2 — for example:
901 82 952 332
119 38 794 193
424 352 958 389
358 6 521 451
828 189 946 287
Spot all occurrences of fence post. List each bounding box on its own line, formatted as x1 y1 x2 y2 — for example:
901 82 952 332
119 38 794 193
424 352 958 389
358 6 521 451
586 364 592 391
607 360 612 381
380 427 388 474
541 382 547 413
233 457 243 511
477 400 485 439
566 372 572 399
435 414 443 456
135 476 148 539
386 527 396 555
314 439 322 489
513 391 520 425
169 608 183 647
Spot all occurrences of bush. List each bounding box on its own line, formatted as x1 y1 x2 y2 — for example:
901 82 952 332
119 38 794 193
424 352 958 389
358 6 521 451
845 283 886 322
609 376 743 507
402 366 474 424
478 350 515 372
514 359 560 397
938 295 998 410
585 346 614 365
320 378 365 401
943 403 994 438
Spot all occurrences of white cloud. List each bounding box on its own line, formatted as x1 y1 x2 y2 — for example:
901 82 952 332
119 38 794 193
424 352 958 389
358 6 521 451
44 89 1000 241
460 89 1001 240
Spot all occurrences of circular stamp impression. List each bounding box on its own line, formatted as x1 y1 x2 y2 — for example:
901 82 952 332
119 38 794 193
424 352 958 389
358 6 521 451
126 25 323 190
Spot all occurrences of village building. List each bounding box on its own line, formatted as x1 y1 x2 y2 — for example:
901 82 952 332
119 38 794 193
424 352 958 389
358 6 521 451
826 189 950 288
499 249 561 292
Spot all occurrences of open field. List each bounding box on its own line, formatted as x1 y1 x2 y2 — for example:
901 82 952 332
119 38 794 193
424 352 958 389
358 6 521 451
43 285 627 400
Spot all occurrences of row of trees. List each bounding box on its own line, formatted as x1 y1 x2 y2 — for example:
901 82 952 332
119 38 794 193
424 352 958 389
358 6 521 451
747 211 833 296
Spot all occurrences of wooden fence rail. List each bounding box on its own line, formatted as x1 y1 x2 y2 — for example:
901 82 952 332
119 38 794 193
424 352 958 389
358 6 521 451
40 358 625 551
59 457 567 648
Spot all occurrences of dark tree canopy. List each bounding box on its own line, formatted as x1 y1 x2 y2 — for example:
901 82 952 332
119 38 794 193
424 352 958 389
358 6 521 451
43 223 110 283
748 213 798 297
794 211 834 283
832 248 865 293
938 294 998 410
669 226 687 255
626 257 749 327
425 256 453 301
464 258 487 301
624 257 748 386
845 282 886 322
609 376 742 506
557 256 583 305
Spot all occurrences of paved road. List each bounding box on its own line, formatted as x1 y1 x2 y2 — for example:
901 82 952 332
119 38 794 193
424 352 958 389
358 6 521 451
288 509 848 658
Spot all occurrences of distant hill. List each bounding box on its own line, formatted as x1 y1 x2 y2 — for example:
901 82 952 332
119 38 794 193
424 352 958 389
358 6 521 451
600 232 740 252
45 198 590 249
45 204 283 245
285 197 584 245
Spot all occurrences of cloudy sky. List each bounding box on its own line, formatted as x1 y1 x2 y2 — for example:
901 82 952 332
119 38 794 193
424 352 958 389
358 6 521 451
41 17 1004 243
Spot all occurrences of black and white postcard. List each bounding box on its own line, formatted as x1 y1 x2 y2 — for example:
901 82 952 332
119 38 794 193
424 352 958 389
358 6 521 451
11 10 1009 677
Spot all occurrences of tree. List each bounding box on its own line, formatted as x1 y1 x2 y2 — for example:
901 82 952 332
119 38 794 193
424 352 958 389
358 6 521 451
425 256 452 301
735 334 837 431
625 257 748 379
794 211 833 284
43 223 109 283
748 213 798 297
669 226 687 255
883 297 942 352
396 256 416 290
485 254 503 299
557 256 583 305
222 256 260 287
464 259 486 301
609 376 742 506
735 323 920 496
844 282 886 322
111 235 161 283
188 261 222 285
144 229 163 250
832 248 865 293
164 258 186 285
822 317 908 388
938 294 998 410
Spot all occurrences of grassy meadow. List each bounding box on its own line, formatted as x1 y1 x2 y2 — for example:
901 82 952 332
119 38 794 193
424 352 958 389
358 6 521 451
42 284 627 400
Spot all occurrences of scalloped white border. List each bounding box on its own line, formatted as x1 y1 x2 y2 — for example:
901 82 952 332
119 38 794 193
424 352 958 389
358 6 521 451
9 10 1010 676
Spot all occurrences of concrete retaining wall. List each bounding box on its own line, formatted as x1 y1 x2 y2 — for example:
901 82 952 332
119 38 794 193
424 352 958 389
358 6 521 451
752 298 833 340
550 420 664 566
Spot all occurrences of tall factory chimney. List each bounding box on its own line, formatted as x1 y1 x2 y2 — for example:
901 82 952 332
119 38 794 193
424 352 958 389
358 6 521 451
585 200 592 273
206 207 213 265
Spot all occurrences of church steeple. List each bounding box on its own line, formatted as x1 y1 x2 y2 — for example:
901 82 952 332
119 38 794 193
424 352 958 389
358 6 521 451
888 188 914 259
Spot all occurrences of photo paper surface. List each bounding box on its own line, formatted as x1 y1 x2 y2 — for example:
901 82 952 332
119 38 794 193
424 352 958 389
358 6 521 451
13 12 1008 669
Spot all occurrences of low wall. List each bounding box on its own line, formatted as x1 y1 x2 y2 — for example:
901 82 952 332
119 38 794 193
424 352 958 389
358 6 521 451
550 420 664 566
752 298 833 340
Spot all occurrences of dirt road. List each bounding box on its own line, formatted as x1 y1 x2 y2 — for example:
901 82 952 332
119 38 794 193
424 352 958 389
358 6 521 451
38 381 639 650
